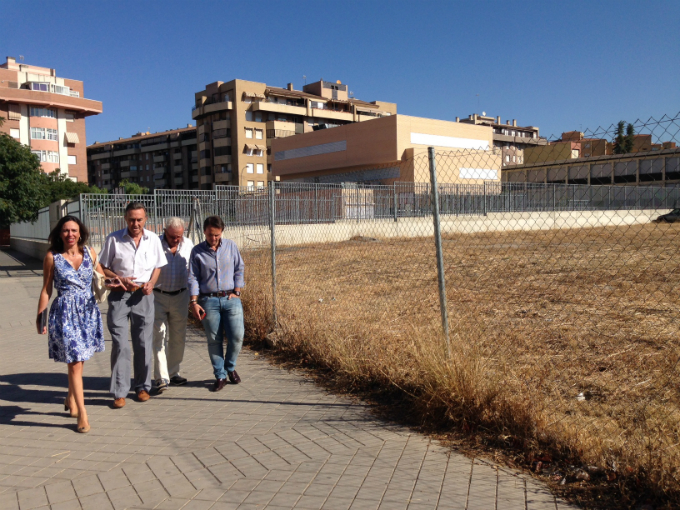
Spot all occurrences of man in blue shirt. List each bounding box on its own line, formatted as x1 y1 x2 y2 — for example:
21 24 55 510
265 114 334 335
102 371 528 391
188 216 245 392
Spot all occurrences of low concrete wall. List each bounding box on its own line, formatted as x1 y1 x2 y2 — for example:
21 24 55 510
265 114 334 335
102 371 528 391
223 209 666 250
10 238 50 260
10 209 667 258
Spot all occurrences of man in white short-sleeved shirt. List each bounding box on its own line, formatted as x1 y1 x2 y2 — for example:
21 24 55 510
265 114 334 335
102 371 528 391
99 202 167 408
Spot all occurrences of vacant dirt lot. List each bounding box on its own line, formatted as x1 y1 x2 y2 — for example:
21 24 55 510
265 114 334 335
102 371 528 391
243 222 680 504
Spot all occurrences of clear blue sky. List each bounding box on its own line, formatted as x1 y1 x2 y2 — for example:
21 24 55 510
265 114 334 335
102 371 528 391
3 0 679 143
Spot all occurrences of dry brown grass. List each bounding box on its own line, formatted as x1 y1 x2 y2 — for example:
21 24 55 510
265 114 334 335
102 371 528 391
241 222 680 507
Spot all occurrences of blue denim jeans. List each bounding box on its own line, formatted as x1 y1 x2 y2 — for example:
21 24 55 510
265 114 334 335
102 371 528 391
200 296 245 380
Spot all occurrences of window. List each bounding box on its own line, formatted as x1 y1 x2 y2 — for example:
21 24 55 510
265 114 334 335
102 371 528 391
267 164 271 173
30 107 57 118
31 150 59 163
10 128 19 138
245 111 253 121
255 113 262 122
584 143 591 148
65 111 75 122
246 163 254 173
512 155 516 163
257 181 264 189
200 150 211 159
214 146 231 157
245 128 253 139
247 180 254 190
505 155 510 162
255 129 263 140
30 127 46 139
243 97 252 104
47 128 58 141
256 163 264 174
29 82 49 92
68 155 77 165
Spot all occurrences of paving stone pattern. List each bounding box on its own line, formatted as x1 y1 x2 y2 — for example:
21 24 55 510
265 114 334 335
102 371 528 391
0 248 577 509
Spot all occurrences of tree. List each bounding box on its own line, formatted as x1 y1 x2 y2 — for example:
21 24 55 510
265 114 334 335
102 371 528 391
118 179 149 195
613 120 635 154
43 170 106 204
0 133 50 228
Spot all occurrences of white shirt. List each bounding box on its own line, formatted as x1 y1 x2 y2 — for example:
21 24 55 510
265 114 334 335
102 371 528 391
155 235 194 292
100 228 167 283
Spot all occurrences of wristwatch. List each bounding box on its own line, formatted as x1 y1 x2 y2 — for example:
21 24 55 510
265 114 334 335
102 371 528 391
233 290 241 297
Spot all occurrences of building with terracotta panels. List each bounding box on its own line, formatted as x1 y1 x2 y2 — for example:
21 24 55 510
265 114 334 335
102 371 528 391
192 78 396 189
0 56 102 182
87 126 197 191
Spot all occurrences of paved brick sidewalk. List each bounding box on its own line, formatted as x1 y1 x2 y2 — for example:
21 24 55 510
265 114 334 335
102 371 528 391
0 248 577 510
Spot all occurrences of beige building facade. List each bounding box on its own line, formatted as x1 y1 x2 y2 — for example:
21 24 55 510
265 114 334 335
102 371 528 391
0 56 102 182
457 113 546 167
192 79 396 189
272 114 501 185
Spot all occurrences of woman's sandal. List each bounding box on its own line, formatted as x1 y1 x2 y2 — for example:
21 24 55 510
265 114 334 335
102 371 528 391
76 424 90 433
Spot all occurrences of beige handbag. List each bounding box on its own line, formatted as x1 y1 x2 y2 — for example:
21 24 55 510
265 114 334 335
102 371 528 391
90 247 109 303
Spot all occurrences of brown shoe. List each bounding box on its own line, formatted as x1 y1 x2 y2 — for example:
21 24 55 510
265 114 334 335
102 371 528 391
113 397 126 409
227 370 241 384
213 379 227 392
136 390 150 402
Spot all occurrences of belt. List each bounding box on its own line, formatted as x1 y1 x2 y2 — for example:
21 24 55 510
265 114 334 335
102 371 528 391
154 288 187 296
200 290 234 298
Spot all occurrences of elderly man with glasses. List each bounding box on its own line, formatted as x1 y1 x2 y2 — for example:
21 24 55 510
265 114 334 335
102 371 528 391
152 217 194 394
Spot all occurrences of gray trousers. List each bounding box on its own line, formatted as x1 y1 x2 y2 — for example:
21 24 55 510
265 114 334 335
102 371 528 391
107 291 154 398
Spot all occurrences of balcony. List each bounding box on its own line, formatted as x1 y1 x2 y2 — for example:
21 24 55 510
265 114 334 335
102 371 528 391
192 100 233 120
192 175 199 183
89 152 112 161
155 179 166 187
214 155 231 165
213 137 231 148
493 133 547 146
173 152 182 160
101 163 110 170
113 148 140 157
199 158 211 168
174 178 183 186
215 172 231 183
120 160 130 168
200 175 213 185
154 167 166 176
102 173 111 180
311 108 353 122
120 171 131 178
213 119 231 130
252 101 306 116
0 86 103 116
153 155 167 163
174 164 183 173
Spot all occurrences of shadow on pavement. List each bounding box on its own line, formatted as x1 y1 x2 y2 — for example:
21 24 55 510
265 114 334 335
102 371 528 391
0 405 79 430
0 247 44 277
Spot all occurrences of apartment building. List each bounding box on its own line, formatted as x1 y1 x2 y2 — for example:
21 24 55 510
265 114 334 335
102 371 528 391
0 56 102 182
87 126 197 191
457 113 546 166
192 78 397 189
272 114 500 185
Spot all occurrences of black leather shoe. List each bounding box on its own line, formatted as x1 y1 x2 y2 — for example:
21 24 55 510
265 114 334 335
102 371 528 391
170 375 187 386
213 378 227 392
228 370 241 384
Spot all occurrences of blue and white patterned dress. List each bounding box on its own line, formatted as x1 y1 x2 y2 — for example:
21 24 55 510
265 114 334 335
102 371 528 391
48 248 105 363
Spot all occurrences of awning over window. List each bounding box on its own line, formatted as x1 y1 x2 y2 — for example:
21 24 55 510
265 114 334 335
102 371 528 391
244 143 257 150
65 132 80 144
254 145 266 151
242 92 265 99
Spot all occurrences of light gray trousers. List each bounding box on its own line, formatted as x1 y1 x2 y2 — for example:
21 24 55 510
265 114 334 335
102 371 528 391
107 291 154 398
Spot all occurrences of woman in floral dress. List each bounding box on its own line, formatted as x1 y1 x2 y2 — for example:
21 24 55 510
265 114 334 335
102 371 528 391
37 216 105 433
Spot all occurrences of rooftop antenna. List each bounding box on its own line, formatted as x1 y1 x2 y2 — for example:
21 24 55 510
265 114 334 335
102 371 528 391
303 75 307 85
476 93 479 112
19 55 24 61
349 91 354 98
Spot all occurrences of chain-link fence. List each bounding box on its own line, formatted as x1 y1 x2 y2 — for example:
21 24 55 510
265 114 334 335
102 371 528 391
9 113 680 504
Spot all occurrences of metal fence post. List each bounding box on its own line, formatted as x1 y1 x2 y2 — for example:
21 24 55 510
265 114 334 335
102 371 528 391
483 181 487 216
393 182 398 222
427 147 451 358
269 183 278 328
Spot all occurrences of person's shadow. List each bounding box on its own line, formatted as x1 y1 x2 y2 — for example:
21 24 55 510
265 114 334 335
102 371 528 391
0 372 112 411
